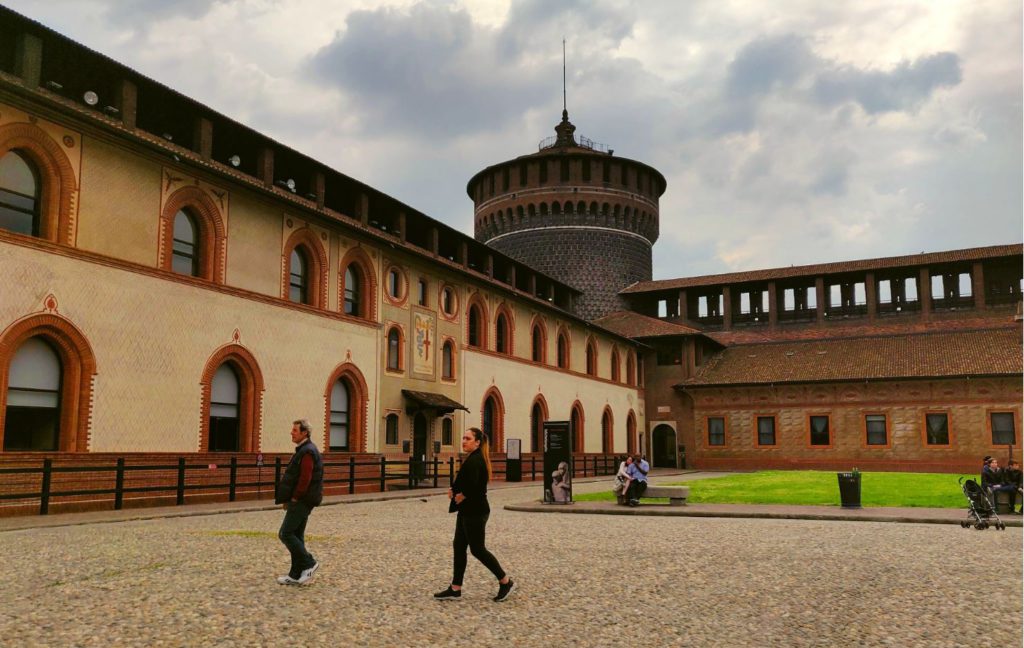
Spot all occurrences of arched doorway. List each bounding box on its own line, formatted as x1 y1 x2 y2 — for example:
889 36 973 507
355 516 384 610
413 412 428 483
652 424 677 468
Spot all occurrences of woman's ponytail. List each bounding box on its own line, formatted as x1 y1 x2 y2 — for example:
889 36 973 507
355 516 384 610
469 427 492 479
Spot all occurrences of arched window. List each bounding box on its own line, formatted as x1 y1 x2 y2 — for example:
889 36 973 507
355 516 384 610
344 264 361 315
209 363 241 451
385 413 399 445
626 353 636 386
3 337 60 450
328 379 350 451
0 150 40 237
440 285 457 317
602 408 614 453
571 402 585 452
627 410 637 455
531 322 546 363
387 327 402 371
288 248 309 304
530 396 548 454
481 387 504 452
385 266 406 303
495 309 512 355
442 340 455 380
467 299 486 349
610 349 621 383
171 210 198 276
557 329 570 369
200 345 264 453
586 339 598 376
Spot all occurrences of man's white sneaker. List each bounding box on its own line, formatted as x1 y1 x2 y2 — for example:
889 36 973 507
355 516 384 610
299 561 319 583
277 575 302 586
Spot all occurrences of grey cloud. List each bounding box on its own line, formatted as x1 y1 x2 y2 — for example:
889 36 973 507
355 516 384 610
812 52 961 114
726 34 815 98
101 0 219 25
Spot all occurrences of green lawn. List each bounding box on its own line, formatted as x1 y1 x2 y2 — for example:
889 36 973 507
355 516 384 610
574 471 975 508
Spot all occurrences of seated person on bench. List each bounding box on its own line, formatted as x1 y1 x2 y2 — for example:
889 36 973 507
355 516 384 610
1002 459 1023 515
982 457 1019 513
625 454 650 507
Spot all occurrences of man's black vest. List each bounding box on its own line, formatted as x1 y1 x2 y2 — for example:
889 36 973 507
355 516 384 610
276 439 324 506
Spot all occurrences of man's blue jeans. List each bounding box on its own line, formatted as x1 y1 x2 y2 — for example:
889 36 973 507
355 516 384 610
279 501 316 578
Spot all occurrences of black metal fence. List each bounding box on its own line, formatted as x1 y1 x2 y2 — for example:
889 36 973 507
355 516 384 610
0 453 624 516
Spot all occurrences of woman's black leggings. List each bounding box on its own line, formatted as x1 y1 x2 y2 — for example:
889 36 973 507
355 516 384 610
452 513 506 586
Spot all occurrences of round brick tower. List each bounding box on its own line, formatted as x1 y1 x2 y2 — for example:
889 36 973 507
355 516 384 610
468 111 665 321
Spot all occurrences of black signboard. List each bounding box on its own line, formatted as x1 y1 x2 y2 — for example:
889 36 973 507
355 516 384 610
543 420 573 504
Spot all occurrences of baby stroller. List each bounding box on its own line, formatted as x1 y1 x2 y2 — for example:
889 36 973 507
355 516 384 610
959 477 1006 530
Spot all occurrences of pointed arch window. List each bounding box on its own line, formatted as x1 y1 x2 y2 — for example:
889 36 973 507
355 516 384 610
531 322 546 363
610 349 621 383
468 301 486 349
442 340 455 380
557 330 570 369
495 310 512 355
626 352 636 386
209 363 241 451
586 339 598 376
571 403 585 452
530 398 548 453
4 337 61 450
329 379 350 451
289 248 309 304
0 150 40 237
344 264 362 316
602 409 614 453
171 210 199 276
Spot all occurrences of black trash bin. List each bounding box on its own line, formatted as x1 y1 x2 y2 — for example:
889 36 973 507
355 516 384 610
837 472 861 509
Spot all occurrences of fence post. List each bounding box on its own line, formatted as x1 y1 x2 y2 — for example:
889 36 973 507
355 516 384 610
582 455 587 477
348 456 356 494
448 456 454 485
114 457 125 510
274 457 282 493
407 456 414 489
531 455 536 481
380 457 387 492
229 457 237 502
40 458 52 515
432 455 439 489
176 457 186 505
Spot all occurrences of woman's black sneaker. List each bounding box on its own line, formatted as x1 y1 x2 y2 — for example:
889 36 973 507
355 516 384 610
433 587 461 601
493 579 515 602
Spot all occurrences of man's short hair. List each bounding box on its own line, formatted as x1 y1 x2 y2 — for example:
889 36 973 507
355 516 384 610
293 419 312 435
983 456 992 464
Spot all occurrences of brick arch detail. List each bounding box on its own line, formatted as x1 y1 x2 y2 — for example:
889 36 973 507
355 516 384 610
339 246 378 321
323 362 368 453
281 227 329 308
0 312 96 451
480 385 505 453
529 314 547 363
494 302 515 356
199 344 264 452
601 406 615 453
159 185 227 283
626 409 637 455
466 292 489 349
570 400 586 453
530 393 549 453
0 122 78 245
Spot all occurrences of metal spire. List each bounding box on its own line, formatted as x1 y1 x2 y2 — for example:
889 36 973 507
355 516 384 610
562 38 567 115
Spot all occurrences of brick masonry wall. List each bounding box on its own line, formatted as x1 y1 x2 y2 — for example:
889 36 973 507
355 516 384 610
686 377 1022 472
489 229 652 321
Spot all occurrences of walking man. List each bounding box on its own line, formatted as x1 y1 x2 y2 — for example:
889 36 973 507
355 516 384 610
275 419 324 585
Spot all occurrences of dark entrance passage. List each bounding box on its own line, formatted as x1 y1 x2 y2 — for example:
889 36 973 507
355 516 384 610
652 424 677 468
413 413 428 482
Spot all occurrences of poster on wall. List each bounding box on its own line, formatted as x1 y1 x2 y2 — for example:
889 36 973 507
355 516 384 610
543 420 573 504
412 309 435 376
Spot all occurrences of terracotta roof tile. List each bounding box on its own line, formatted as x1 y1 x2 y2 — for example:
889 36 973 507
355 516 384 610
592 311 702 339
679 327 1022 387
622 244 1022 293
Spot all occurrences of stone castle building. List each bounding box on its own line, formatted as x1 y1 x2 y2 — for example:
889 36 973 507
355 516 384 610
0 5 1020 514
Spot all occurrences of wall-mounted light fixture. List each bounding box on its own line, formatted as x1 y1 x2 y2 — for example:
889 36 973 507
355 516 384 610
83 91 99 106
44 80 63 91
162 133 174 141
103 105 120 115
228 155 241 167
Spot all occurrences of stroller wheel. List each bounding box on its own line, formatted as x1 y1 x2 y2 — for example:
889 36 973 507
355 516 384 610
975 523 985 530
999 522 1006 531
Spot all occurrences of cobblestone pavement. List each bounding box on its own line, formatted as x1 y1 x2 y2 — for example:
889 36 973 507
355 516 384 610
1 479 1020 647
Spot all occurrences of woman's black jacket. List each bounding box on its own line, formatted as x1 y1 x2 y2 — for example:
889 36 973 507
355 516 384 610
451 449 490 516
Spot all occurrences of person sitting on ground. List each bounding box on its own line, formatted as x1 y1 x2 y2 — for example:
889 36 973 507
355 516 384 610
1001 459 1023 515
625 454 650 507
981 457 1017 512
612 455 633 504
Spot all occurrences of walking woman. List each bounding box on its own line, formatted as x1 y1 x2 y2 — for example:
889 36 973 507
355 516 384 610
434 427 515 602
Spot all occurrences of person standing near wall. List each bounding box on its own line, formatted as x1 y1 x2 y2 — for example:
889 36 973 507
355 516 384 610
275 419 324 585
434 427 516 602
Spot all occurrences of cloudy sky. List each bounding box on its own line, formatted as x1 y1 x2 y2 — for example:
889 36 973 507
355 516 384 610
8 0 1021 279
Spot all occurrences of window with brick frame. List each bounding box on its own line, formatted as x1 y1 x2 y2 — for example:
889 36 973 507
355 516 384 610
386 327 403 371
925 413 950 445
757 416 776 446
991 413 1016 445
865 414 887 446
557 330 570 369
707 416 725 446
442 417 453 446
385 413 399 445
809 415 830 446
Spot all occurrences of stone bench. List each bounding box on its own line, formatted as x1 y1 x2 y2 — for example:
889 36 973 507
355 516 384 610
991 489 1019 514
616 485 690 506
